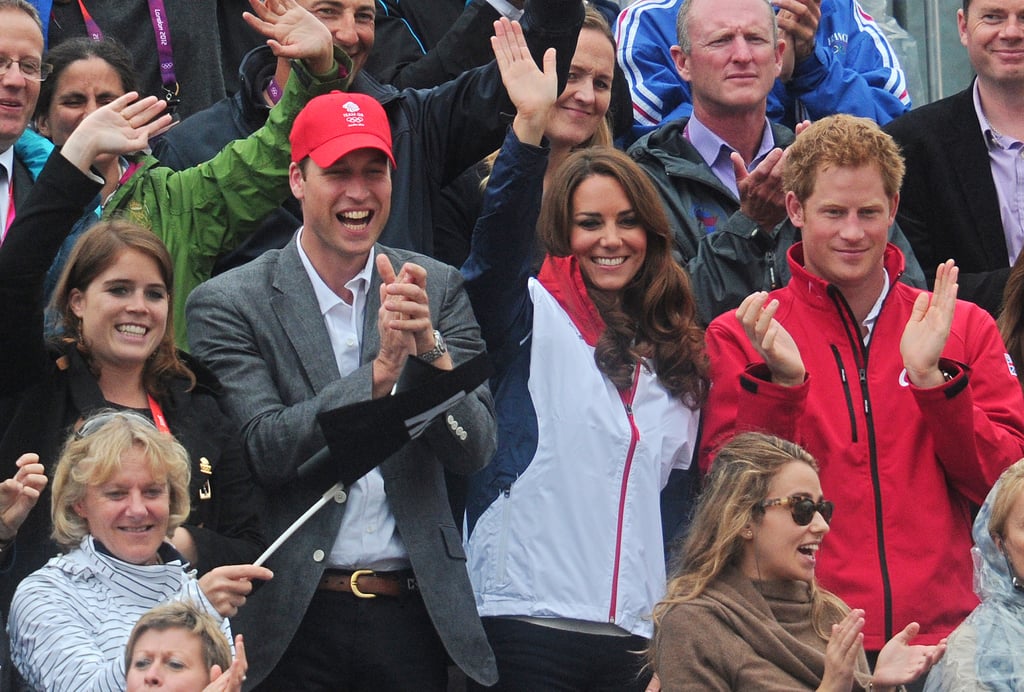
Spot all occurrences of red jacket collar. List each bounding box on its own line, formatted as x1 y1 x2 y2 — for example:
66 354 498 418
536 255 606 346
785 242 906 306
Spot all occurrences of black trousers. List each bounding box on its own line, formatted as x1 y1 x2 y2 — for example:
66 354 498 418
466 616 651 692
256 588 447 692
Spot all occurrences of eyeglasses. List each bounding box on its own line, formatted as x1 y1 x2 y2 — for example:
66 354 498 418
0 55 53 82
75 410 158 440
761 495 834 525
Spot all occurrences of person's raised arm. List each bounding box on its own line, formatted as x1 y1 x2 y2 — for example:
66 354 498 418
242 0 334 76
460 18 555 356
58 94 172 173
900 260 958 389
494 18 557 147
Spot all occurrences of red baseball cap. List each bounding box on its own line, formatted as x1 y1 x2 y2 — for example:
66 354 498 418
289 91 396 168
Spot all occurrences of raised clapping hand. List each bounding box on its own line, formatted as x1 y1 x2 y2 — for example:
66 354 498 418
733 149 788 231
733 120 811 231
372 254 447 397
491 17 557 146
243 0 333 75
198 564 274 618
773 0 822 61
817 609 865 692
0 453 48 542
59 93 173 173
900 260 958 388
871 622 947 690
736 291 806 387
204 634 248 692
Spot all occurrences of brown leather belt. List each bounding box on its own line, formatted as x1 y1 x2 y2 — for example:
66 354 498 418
317 569 418 598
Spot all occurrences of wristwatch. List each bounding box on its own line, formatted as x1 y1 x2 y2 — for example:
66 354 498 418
419 329 448 363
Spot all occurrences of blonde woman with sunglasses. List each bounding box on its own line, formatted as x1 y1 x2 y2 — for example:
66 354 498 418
651 433 946 691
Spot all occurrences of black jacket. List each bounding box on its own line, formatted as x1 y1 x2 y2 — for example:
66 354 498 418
153 0 586 262
884 83 1010 316
0 151 266 614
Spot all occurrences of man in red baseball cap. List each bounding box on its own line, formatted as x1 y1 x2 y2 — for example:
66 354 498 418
186 88 498 690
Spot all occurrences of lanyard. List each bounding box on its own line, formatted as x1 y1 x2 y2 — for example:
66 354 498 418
147 394 170 434
266 77 284 105
2 179 13 243
76 0 181 112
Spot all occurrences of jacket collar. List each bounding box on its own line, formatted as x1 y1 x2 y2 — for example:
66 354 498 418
269 238 384 393
536 255 605 346
785 242 906 311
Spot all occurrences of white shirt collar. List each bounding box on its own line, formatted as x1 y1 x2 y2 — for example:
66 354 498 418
861 268 891 345
0 146 13 180
295 227 375 313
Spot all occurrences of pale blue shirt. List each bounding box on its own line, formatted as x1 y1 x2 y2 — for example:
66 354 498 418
685 114 777 201
296 231 410 571
974 82 1024 265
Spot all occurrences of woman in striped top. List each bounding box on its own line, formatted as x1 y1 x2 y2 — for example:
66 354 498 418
7 411 270 691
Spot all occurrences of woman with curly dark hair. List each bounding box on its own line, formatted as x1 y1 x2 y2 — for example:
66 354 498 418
460 19 706 690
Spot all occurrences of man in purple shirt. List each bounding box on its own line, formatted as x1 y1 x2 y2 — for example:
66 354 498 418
884 0 1024 317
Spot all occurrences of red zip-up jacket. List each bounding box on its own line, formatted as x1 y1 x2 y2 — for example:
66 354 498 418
701 243 1024 650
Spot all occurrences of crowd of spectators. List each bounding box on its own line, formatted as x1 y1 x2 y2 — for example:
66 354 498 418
2 0 1024 689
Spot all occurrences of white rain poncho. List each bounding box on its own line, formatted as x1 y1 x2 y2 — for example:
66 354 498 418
924 473 1024 691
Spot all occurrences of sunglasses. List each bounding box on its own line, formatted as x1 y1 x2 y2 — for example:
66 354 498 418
761 495 834 525
74 410 158 440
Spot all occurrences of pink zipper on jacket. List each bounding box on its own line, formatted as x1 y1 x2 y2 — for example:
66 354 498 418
608 363 642 623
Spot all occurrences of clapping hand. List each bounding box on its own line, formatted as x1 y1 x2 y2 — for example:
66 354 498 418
0 453 47 543
900 260 958 388
871 622 947 690
736 291 806 387
204 634 248 692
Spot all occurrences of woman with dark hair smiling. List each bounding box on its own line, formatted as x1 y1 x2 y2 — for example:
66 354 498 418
461 20 705 689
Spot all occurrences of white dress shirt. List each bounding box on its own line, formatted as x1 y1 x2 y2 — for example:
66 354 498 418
296 230 410 571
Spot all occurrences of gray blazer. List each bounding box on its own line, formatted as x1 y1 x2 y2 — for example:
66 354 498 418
186 238 498 687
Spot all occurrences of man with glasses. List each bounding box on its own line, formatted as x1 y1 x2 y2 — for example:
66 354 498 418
700 114 1024 689
0 0 46 246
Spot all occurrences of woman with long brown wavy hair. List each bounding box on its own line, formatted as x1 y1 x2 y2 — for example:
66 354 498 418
461 20 705 690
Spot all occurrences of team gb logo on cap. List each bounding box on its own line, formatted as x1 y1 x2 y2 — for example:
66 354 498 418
343 101 366 127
